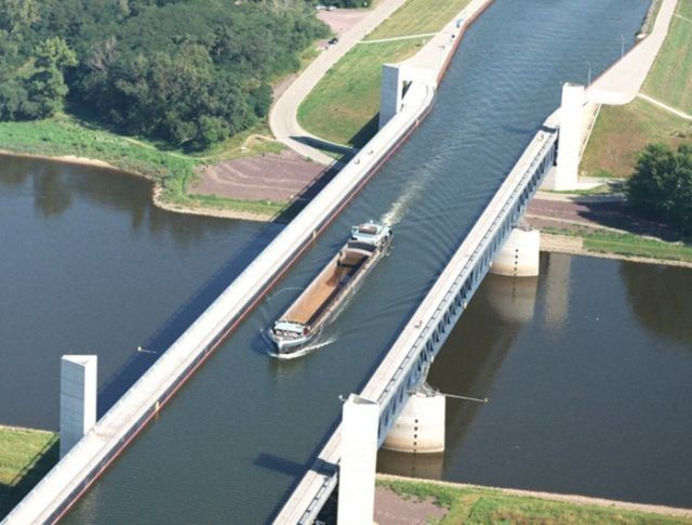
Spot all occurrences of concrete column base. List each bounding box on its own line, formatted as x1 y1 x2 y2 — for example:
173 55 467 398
490 227 540 277
382 387 445 454
60 355 97 458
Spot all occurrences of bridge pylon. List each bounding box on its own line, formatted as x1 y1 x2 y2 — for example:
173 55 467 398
490 226 540 277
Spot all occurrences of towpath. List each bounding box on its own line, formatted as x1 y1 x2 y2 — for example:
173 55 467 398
587 0 678 104
269 0 410 165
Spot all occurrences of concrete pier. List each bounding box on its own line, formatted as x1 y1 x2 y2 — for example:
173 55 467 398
382 386 445 454
59 356 97 458
338 395 379 525
490 227 540 277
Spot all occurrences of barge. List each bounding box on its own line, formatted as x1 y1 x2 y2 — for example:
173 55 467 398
268 222 392 358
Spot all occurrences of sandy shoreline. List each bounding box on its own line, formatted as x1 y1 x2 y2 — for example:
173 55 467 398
0 149 118 170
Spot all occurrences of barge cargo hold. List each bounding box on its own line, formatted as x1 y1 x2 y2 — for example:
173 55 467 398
269 222 392 358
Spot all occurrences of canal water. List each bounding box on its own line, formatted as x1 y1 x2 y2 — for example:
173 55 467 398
2 0 679 521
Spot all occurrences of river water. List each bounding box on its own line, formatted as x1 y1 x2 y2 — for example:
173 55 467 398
3 0 685 522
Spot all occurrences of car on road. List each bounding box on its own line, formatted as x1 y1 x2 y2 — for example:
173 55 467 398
328 37 339 45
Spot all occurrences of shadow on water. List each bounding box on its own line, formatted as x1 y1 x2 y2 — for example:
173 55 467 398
621 262 692 344
0 437 59 519
97 224 281 417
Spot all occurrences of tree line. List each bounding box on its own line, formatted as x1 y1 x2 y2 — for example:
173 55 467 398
0 0 329 149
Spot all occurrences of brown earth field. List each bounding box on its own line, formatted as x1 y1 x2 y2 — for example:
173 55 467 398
192 150 328 202
526 196 679 240
375 485 447 525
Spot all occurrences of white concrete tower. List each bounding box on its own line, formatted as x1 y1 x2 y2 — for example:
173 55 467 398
337 394 379 525
60 355 97 458
549 82 585 190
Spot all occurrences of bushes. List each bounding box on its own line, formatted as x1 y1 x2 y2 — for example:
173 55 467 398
627 143 692 233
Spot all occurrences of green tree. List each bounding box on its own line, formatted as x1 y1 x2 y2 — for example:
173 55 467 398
0 0 38 35
627 143 692 233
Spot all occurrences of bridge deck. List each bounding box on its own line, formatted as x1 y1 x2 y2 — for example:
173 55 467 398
275 110 560 524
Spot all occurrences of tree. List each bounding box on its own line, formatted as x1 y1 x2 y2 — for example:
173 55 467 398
0 0 38 35
626 143 692 234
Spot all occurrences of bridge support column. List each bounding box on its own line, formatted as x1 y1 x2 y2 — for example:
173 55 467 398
490 227 540 277
543 82 585 190
60 355 97 458
338 394 379 525
382 385 445 454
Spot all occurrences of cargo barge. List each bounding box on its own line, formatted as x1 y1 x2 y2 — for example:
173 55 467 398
269 222 392 358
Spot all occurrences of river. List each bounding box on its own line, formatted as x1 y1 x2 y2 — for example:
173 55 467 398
3 0 683 522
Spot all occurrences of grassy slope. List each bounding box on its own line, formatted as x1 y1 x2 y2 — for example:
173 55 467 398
581 2 692 178
298 40 428 146
0 427 58 517
365 0 469 39
378 478 692 524
299 0 471 147
643 1 692 113
580 99 691 178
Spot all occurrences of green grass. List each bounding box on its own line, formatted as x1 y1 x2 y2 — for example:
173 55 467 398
377 477 692 524
584 231 692 262
542 226 692 263
580 99 691 178
365 0 471 40
299 39 429 146
643 2 692 113
0 114 287 217
0 426 58 517
299 0 471 146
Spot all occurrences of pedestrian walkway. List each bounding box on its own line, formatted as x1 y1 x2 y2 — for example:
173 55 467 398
637 93 692 120
587 0 678 104
358 32 437 44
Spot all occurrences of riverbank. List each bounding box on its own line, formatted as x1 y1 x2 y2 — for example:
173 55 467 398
0 426 58 518
376 475 692 523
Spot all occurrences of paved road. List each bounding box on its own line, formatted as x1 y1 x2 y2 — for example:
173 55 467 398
587 0 678 104
269 0 409 165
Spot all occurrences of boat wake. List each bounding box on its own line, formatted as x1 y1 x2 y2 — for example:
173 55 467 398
380 165 438 227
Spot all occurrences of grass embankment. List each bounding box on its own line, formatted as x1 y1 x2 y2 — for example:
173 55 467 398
377 477 692 524
0 426 58 517
543 226 692 264
580 1 692 178
0 114 286 217
643 1 692 114
299 0 472 147
580 99 690 178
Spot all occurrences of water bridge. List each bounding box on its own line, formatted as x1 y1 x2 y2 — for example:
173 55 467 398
5 0 631 520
